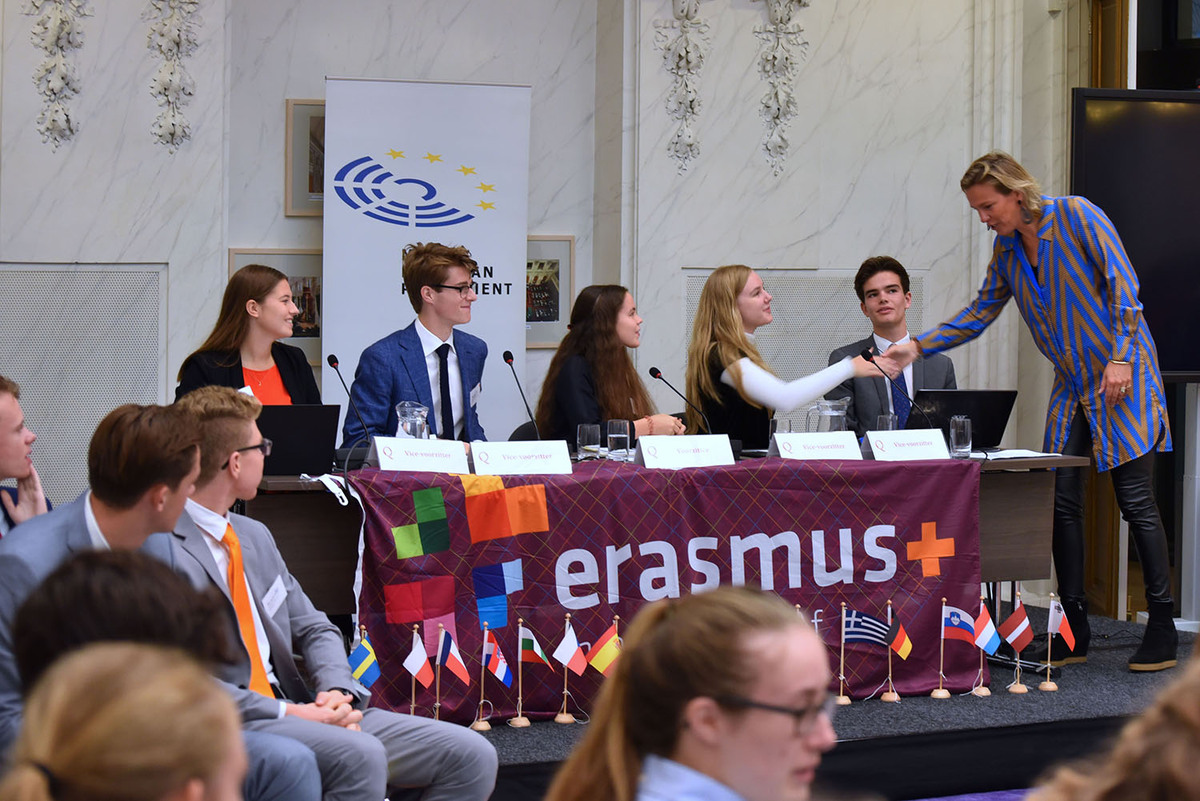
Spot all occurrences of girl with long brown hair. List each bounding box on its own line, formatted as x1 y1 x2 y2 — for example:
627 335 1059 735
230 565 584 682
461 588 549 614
535 285 684 448
685 265 881 450
176 264 320 405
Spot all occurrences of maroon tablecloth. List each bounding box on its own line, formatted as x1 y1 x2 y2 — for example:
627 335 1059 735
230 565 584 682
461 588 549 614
351 457 983 723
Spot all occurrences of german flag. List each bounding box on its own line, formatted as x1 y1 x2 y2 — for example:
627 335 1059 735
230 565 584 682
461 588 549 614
887 617 913 660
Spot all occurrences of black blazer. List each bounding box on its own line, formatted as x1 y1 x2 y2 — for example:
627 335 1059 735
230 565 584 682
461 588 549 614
175 342 321 404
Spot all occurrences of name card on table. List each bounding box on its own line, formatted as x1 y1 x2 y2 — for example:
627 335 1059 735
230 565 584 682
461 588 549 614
634 434 735 469
867 429 949 461
472 440 573 475
367 436 470 474
768 432 862 460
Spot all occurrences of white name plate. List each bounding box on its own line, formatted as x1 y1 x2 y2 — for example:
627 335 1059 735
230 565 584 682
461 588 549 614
367 436 470 474
867 429 949 461
635 434 735 469
472 440 573 475
768 431 862 460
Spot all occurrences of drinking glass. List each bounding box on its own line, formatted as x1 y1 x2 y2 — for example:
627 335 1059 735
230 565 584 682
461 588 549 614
875 413 899 431
949 415 972 458
769 418 791 437
606 420 631 462
576 424 601 460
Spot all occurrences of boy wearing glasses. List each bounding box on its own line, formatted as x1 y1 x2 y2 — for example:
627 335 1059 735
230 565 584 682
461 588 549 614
173 386 498 801
341 241 488 445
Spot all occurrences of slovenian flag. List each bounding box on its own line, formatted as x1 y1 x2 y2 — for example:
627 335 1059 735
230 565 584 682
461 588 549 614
552 619 588 676
436 626 471 685
483 629 513 688
586 623 621 676
999 599 1033 652
348 630 382 688
518 624 551 666
943 604 976 644
402 629 434 688
974 603 1001 655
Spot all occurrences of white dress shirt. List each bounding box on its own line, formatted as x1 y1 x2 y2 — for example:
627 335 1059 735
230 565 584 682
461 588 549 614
415 318 464 439
873 331 914 415
82 491 112 551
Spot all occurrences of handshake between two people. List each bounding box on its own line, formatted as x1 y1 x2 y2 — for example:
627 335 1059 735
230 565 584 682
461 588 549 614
848 340 917 380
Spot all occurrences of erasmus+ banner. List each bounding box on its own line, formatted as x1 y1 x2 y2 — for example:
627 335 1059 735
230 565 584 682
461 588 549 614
322 78 532 441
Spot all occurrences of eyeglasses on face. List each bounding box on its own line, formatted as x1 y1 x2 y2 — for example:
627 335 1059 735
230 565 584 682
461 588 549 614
221 438 273 469
431 283 475 297
712 693 836 736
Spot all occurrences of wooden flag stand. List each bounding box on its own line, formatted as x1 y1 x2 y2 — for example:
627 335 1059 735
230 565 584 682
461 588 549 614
881 600 899 703
1009 589 1029 694
835 603 851 706
509 617 531 728
931 597 951 699
554 613 576 724
971 594 991 697
471 623 493 732
1039 594 1060 692
409 624 419 716
433 623 445 720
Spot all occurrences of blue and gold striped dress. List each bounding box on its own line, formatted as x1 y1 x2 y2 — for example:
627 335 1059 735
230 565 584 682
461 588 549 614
917 195 1170 472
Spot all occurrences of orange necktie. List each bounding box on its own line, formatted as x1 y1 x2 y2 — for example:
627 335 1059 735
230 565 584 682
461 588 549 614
224 523 273 697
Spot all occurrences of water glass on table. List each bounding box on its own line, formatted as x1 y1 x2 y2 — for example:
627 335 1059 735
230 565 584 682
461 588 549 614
949 415 972 458
576 424 601 460
876 413 898 431
606 419 631 462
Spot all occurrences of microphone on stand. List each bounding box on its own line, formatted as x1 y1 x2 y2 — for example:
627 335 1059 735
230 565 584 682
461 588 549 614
502 350 540 440
648 366 711 434
328 354 373 473
859 349 936 430
327 354 372 441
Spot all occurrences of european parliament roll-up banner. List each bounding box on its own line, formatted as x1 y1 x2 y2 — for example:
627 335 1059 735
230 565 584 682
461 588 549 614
322 78 532 442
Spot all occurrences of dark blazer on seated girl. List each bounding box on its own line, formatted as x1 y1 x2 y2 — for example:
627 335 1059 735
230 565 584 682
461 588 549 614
175 342 321 404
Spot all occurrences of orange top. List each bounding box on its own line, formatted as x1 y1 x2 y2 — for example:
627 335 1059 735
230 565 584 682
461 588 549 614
242 365 292 406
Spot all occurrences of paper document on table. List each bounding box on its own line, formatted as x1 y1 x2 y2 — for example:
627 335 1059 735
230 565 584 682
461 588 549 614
982 449 1061 459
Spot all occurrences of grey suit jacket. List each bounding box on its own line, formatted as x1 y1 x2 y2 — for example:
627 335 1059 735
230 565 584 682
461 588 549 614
826 335 957 438
0 495 173 755
169 510 360 722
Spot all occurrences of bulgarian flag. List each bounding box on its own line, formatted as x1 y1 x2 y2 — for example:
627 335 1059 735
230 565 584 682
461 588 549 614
519 624 551 666
552 619 588 676
586 623 621 676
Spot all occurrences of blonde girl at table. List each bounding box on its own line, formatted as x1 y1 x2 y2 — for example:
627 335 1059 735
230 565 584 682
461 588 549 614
685 264 883 450
543 586 836 801
535 284 684 450
176 264 320 405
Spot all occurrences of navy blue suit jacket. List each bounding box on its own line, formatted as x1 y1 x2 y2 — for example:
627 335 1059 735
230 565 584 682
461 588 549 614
341 322 487 446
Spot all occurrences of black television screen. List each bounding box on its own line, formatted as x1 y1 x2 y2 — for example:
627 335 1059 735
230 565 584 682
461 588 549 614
1070 88 1200 380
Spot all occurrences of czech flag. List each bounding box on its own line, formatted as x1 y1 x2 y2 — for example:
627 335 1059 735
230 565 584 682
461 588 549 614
943 604 976 644
483 629 513 688
436 627 471 685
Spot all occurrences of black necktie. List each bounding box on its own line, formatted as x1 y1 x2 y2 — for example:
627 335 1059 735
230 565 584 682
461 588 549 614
436 343 455 440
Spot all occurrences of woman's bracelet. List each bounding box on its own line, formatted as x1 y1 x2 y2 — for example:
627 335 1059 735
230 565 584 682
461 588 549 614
641 415 654 436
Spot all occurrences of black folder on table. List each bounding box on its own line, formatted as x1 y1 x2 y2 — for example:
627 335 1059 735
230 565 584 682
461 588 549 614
256 404 341 476
904 389 1018 449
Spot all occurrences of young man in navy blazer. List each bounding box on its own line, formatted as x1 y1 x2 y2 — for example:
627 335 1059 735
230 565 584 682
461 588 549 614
176 386 498 801
0 376 47 536
342 242 488 446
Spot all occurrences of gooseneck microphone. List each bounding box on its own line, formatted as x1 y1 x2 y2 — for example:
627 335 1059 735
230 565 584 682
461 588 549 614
502 350 540 440
648 366 711 434
327 353 373 445
859 349 936 430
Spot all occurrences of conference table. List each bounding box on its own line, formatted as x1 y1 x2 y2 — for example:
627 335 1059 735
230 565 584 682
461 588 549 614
250 454 1085 722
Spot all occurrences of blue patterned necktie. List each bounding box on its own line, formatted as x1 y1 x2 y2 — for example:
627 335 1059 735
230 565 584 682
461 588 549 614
892 370 911 429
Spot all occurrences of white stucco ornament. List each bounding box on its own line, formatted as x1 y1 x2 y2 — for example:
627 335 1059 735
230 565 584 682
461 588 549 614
654 0 709 173
25 0 92 149
755 0 811 175
145 0 200 152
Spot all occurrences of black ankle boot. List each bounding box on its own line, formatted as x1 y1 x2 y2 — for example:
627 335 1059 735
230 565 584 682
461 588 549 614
1030 598 1090 666
1129 600 1178 672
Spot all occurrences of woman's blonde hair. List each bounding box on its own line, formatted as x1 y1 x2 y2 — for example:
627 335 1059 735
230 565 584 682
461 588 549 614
960 150 1044 217
1029 657 1200 801
543 586 808 801
684 265 773 433
0 642 240 801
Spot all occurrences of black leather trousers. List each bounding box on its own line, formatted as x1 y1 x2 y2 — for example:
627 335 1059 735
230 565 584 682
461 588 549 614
1052 404 1172 604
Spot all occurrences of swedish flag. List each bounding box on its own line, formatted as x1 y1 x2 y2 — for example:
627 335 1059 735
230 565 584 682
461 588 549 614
348 631 382 688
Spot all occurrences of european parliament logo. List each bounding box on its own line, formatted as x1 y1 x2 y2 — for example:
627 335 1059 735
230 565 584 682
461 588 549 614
332 148 498 228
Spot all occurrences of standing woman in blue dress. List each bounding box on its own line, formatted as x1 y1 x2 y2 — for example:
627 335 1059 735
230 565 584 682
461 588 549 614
888 151 1176 671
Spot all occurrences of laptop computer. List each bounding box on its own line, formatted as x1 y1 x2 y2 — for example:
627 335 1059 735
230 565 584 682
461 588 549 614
904 389 1018 449
255 404 341 476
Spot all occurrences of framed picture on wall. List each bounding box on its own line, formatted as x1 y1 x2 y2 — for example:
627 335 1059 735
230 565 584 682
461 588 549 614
285 99 325 217
228 248 323 365
526 235 575 349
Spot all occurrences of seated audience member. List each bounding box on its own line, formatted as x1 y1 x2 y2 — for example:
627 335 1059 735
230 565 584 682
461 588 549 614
0 403 200 755
0 376 47 535
342 242 487 445
9 550 321 801
544 586 835 801
1027 656 1200 801
826 256 956 438
176 264 320 405
174 386 498 801
0 642 246 801
685 264 886 450
535 285 684 449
